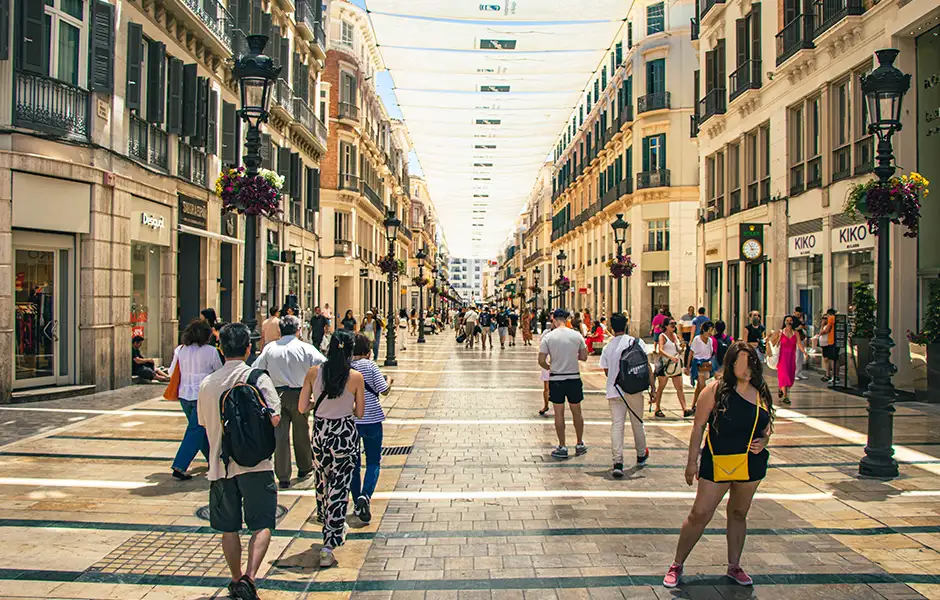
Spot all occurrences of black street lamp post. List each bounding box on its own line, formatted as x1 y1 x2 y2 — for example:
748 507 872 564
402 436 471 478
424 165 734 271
534 266 542 312
858 49 911 480
233 35 280 354
416 246 428 344
556 249 567 310
611 213 630 313
383 209 401 366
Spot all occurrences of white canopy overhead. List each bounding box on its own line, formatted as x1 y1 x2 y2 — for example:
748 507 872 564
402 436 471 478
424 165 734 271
365 1 629 258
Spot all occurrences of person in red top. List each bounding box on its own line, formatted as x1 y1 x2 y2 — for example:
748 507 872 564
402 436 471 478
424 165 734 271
585 317 606 354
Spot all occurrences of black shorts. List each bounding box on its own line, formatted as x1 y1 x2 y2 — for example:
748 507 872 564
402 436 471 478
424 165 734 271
549 378 584 405
209 471 278 533
823 344 840 361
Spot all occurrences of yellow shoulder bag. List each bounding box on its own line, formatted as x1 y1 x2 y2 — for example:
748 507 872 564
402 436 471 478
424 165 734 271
706 400 762 482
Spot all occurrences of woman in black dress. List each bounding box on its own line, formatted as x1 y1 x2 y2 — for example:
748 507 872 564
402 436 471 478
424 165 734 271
663 341 773 589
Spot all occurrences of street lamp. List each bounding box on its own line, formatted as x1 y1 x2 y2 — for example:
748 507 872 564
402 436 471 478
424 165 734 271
233 35 280 354
556 249 567 310
416 246 428 344
533 266 542 313
383 209 401 366
858 49 911 480
431 266 439 316
611 213 630 313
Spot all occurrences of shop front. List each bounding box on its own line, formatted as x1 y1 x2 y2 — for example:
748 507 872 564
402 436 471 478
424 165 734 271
177 195 208 333
788 230 824 331
831 223 875 315
131 197 172 359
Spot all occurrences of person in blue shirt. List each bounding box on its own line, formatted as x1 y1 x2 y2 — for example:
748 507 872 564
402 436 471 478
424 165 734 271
349 334 391 524
692 307 710 336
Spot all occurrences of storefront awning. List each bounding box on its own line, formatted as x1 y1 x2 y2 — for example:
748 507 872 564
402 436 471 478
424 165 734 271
178 224 244 246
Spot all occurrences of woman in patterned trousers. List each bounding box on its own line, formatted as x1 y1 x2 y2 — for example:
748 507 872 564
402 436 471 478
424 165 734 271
300 330 365 568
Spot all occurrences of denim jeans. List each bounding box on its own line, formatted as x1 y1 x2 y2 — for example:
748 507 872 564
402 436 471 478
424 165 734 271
350 422 383 501
173 399 209 472
373 331 381 361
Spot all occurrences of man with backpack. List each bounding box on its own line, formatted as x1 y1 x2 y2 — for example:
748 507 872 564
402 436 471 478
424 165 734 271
198 323 281 600
538 308 588 459
599 313 651 478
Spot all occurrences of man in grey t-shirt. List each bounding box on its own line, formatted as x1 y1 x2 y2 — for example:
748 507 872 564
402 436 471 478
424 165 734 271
538 308 588 459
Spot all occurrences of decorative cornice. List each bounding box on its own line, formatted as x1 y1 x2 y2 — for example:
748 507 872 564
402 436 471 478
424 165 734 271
735 94 761 118
783 57 817 84
822 27 864 60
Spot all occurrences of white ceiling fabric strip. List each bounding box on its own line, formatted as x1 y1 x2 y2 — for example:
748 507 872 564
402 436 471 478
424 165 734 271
366 1 629 257
366 0 630 22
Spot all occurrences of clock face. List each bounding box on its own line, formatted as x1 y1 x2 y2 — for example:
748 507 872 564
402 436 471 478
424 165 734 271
742 239 762 260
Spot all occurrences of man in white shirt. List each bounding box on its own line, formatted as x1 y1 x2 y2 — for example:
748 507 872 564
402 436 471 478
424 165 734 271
463 307 479 348
254 315 326 489
538 308 588 459
599 313 650 478
198 323 281 600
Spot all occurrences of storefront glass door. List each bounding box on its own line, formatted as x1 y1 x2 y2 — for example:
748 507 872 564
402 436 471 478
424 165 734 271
14 246 72 387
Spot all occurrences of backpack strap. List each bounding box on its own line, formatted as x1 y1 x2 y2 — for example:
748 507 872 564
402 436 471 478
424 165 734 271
247 369 267 387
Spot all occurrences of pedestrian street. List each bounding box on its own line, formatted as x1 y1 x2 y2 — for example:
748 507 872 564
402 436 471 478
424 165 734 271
1 334 940 599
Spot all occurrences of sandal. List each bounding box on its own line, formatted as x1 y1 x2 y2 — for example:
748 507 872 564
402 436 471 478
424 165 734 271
655 410 666 418
539 408 550 416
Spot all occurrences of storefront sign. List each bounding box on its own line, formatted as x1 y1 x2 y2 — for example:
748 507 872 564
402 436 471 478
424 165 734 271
739 223 765 262
178 195 208 229
578 287 588 294
222 210 238 238
646 280 670 287
788 232 821 258
132 197 172 246
831 223 875 253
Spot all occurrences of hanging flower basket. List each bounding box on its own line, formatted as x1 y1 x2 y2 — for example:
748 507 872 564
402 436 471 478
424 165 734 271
429 285 439 294
413 276 429 287
530 285 542 294
843 172 927 239
607 255 637 279
555 276 571 293
216 167 284 217
379 256 406 277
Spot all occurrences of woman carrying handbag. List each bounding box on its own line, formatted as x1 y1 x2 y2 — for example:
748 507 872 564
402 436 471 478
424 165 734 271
652 318 691 418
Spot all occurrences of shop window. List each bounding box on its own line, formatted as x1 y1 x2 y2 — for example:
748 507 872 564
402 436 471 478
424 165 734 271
833 250 874 316
789 254 823 329
132 243 163 357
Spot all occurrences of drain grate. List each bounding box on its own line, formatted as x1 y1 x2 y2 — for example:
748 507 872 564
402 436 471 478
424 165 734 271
195 504 288 522
381 445 413 456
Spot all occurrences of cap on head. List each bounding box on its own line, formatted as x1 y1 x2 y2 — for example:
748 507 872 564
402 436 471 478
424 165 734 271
552 308 569 320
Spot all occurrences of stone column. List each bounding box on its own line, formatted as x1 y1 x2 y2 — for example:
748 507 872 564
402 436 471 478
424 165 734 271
0 168 12 401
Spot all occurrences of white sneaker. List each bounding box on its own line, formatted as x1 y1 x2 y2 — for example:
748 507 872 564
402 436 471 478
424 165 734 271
551 446 569 459
319 547 336 568
575 443 588 456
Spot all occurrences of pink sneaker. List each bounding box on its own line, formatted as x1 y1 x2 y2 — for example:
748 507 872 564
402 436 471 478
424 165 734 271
727 565 753 586
663 563 682 588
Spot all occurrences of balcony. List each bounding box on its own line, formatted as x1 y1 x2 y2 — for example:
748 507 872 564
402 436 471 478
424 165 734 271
698 88 726 124
291 97 327 153
295 0 317 40
177 0 234 55
813 0 864 38
339 173 360 192
338 102 360 124
691 17 700 41
361 181 385 213
333 239 353 258
643 242 670 252
690 114 699 138
729 60 762 103
637 169 671 189
272 79 294 120
638 91 670 114
776 12 815 66
128 114 169 171
617 105 634 128
178 141 207 187
700 0 726 19
313 22 327 59
13 71 89 140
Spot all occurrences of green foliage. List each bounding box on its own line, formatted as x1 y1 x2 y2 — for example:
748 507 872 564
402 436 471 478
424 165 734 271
852 282 876 340
909 279 940 345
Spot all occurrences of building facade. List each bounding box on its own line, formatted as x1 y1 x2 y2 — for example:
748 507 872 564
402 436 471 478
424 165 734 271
318 0 413 324
2 0 326 400
520 163 555 313
448 258 488 304
407 175 439 313
550 0 700 335
692 0 935 388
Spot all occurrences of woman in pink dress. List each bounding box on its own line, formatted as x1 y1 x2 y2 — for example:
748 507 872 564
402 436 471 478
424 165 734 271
770 315 806 405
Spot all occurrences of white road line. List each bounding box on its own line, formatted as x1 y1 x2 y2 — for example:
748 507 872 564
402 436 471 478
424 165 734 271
0 407 184 417
277 489 833 501
384 418 693 427
775 407 940 474
394 387 607 393
0 477 155 489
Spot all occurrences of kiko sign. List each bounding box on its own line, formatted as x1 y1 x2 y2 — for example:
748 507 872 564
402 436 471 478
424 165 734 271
788 232 821 258
831 224 875 253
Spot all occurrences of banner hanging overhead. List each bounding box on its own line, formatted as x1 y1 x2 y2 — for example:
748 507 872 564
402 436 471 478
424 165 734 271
366 1 629 258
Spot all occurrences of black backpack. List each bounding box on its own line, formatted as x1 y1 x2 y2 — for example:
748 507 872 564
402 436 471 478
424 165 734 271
715 334 731 366
616 339 651 395
219 370 277 472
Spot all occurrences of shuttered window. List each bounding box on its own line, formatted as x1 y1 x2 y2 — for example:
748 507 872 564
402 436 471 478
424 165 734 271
146 41 165 125
126 23 143 111
290 152 302 198
277 146 291 180
181 64 197 136
207 90 219 155
166 58 183 134
221 101 237 166
89 0 113 92
306 167 320 212
261 134 273 169
191 76 209 147
19 0 46 74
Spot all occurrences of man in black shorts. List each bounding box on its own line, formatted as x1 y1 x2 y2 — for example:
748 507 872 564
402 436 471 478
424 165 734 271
539 308 589 459
198 323 282 600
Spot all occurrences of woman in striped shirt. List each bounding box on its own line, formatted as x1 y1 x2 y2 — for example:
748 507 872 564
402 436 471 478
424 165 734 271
349 334 392 523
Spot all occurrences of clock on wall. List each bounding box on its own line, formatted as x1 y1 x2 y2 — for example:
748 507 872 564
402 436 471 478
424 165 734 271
741 239 762 260
738 223 765 262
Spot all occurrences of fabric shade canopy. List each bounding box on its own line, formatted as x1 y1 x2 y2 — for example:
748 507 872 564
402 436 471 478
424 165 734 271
366 1 628 257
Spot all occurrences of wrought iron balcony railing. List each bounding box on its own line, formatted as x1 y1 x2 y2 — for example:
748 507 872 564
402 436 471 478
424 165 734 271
700 0 726 19
776 12 815 66
638 91 670 113
338 102 359 122
729 59 762 102
698 88 727 124
295 0 318 39
338 173 360 191
618 104 634 127
181 0 234 51
129 113 149 162
637 169 671 189
13 70 89 139
291 96 327 150
361 181 385 212
273 79 294 118
813 0 864 38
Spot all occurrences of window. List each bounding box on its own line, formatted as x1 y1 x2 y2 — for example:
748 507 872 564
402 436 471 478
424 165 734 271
788 103 804 195
853 62 874 175
627 22 633 48
706 150 725 220
647 3 665 35
642 134 666 172
832 78 852 181
341 21 354 46
789 96 822 194
646 59 665 94
808 95 821 188
32 0 88 86
729 142 741 213
646 219 670 251
334 211 351 242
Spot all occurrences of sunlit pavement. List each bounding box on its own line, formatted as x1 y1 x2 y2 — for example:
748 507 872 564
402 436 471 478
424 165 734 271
1 334 940 599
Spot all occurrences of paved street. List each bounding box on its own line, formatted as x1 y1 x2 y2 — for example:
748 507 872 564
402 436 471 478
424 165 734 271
1 333 940 599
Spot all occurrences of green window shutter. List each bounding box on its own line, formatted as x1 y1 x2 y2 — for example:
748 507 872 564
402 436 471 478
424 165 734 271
307 167 321 211
659 134 667 170
277 146 291 180
0 0 9 60
166 58 183 134
89 0 114 92
642 137 650 172
627 147 633 178
251 0 262 34
190 76 208 147
235 0 250 35
221 101 237 166
181 64 197 136
125 23 143 111
290 152 302 198
146 41 166 125
19 0 46 73
261 134 273 169
207 89 218 155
